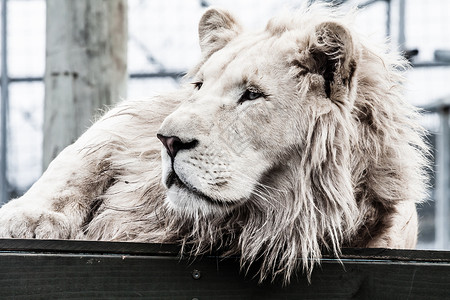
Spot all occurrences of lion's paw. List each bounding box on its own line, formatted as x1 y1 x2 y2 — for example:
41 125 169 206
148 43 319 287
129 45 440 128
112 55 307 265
0 204 72 239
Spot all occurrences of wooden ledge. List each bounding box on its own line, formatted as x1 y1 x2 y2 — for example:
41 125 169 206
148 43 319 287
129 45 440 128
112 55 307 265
0 239 449 299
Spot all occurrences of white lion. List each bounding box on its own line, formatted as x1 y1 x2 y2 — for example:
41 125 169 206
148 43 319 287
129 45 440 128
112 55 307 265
0 5 428 283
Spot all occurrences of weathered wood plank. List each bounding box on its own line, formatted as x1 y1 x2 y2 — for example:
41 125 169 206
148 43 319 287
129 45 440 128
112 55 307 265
0 239 449 299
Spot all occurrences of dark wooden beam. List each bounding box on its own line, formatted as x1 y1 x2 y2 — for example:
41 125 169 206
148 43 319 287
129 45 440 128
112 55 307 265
0 239 449 299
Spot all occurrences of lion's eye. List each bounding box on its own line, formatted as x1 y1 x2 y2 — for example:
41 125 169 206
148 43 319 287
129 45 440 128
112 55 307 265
192 82 203 90
240 89 264 103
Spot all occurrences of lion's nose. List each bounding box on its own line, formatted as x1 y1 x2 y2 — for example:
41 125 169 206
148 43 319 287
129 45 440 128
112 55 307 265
157 134 198 158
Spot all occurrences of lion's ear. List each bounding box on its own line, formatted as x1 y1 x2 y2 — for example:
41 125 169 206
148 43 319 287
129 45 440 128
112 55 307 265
198 8 242 57
308 21 358 104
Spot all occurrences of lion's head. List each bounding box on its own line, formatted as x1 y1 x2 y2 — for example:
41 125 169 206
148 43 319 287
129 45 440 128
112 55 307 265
156 5 428 283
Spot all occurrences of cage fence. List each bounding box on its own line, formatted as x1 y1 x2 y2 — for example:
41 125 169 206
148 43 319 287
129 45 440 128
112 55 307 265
0 0 449 249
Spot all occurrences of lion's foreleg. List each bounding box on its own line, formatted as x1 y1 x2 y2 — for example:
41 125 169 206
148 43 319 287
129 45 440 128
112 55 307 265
0 110 125 239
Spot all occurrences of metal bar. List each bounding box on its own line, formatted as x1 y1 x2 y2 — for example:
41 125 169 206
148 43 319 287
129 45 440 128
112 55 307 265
436 107 449 249
4 63 447 85
4 63 447 86
412 62 450 68
398 0 406 48
129 71 184 80
357 0 388 9
0 71 186 84
385 0 391 38
9 76 43 82
0 0 8 204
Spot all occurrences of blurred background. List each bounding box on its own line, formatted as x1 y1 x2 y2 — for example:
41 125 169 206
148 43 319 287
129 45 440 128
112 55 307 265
0 0 448 250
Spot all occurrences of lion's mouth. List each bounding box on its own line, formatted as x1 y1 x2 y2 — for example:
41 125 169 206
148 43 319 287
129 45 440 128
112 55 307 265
166 172 230 207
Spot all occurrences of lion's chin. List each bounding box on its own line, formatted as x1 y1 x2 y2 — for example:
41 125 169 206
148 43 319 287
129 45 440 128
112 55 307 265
164 173 237 216
165 186 223 216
